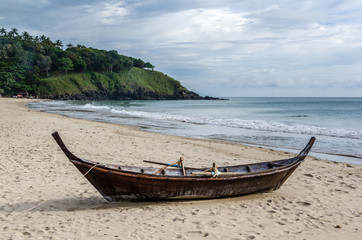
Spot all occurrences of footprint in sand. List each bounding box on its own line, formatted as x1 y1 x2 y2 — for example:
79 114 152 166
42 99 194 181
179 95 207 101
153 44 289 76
296 201 311 206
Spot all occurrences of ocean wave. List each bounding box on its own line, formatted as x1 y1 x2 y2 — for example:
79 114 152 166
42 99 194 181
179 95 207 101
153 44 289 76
40 102 361 140
82 103 111 110
290 115 308 118
28 100 362 163
95 105 362 140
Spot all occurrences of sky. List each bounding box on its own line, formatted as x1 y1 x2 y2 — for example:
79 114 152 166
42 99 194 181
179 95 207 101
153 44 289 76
1 0 362 97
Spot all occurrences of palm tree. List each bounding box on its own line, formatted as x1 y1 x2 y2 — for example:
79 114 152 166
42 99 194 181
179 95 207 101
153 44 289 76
21 31 32 41
40 35 47 42
8 28 19 38
0 28 6 36
55 40 63 48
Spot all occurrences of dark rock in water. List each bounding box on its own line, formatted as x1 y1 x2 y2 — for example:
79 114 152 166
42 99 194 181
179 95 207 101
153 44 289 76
176 90 203 100
40 89 227 101
204 95 228 100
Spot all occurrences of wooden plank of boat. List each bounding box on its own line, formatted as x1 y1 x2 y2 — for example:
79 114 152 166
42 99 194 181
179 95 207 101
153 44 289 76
52 131 316 201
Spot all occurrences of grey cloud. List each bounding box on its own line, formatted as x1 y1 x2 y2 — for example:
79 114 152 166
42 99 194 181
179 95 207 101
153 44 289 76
1 0 362 96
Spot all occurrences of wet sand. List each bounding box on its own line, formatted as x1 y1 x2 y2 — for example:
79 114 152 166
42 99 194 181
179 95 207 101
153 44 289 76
0 98 361 239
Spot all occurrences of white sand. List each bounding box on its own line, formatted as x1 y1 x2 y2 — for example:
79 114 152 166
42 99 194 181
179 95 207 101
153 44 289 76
0 98 361 239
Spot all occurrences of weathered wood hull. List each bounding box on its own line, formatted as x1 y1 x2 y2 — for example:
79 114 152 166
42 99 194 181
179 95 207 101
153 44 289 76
52 132 315 201
71 160 301 201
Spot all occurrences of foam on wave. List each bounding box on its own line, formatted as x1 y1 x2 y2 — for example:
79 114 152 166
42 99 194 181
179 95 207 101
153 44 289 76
78 103 362 140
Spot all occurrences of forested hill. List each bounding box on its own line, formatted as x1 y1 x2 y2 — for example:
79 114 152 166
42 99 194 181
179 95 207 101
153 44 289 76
0 28 206 100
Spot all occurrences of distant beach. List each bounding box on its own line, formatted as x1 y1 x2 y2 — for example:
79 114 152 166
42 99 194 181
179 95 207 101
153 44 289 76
1 98 361 239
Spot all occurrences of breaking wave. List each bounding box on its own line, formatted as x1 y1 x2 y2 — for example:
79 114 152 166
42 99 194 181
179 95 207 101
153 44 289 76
78 103 362 140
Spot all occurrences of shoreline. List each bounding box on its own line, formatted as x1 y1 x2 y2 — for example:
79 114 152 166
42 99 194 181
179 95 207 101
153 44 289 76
27 99 362 166
1 98 361 239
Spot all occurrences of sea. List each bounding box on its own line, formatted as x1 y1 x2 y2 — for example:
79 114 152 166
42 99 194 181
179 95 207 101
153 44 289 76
28 98 362 165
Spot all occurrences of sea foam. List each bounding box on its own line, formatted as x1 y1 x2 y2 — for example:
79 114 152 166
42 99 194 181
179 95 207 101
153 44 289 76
79 103 362 140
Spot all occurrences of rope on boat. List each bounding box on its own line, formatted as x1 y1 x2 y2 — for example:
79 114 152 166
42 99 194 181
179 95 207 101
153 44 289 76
82 163 99 177
153 157 186 176
202 163 220 178
6 163 99 218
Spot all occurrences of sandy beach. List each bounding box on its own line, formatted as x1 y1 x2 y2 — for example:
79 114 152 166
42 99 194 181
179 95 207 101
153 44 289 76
0 98 361 239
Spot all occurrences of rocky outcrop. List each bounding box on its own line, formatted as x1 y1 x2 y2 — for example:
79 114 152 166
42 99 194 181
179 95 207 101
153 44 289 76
40 89 225 100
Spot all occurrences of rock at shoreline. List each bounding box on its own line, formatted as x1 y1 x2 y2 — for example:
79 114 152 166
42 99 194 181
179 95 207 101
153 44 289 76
41 90 226 101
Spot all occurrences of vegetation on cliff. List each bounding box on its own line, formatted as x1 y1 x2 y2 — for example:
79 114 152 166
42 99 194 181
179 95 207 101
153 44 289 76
0 27 203 99
37 68 200 100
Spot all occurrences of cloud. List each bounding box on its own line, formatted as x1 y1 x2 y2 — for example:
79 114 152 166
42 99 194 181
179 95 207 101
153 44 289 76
1 0 362 96
94 1 128 25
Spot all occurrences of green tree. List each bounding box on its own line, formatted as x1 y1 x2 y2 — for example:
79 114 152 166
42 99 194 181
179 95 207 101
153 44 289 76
9 28 19 38
0 28 6 36
56 57 73 74
39 35 47 42
37 55 52 77
133 58 145 68
0 44 11 59
106 50 119 72
145 62 155 70
21 31 32 41
33 36 40 43
55 40 63 48
89 49 107 72
0 27 158 96
118 55 133 71
0 62 25 93
25 66 40 95
73 56 87 73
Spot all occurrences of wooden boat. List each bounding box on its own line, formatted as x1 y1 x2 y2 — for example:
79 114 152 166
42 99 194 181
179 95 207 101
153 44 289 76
52 131 315 201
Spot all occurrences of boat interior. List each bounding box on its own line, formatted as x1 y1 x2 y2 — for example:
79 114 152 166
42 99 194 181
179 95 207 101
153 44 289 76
75 157 299 178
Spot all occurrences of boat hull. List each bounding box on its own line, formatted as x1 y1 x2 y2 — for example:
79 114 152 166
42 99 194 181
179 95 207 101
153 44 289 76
52 131 315 201
71 160 301 201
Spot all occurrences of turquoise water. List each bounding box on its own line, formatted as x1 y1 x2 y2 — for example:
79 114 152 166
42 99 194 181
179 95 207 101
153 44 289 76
29 98 362 165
